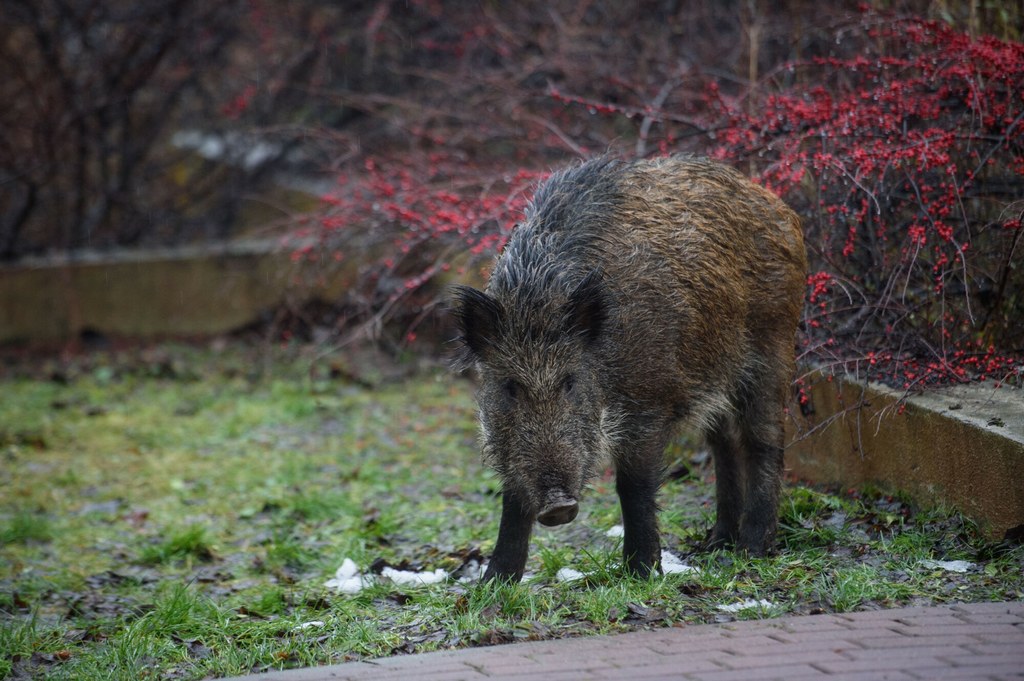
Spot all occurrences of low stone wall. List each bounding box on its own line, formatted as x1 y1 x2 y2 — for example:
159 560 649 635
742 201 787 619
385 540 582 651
787 375 1024 540
0 241 351 344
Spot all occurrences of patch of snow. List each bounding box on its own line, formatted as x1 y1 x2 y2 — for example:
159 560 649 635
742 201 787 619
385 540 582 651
171 129 283 170
458 559 486 583
381 567 449 586
172 131 224 159
661 550 698 575
324 558 372 594
822 511 848 530
336 558 359 579
556 567 586 582
324 573 371 595
327 546 696 591
606 525 625 538
294 621 325 631
717 598 776 613
324 558 448 594
551 550 695 583
921 559 974 573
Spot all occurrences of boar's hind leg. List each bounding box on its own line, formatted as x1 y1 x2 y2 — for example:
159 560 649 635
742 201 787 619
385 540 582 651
735 383 786 556
482 488 534 583
736 446 783 556
705 414 743 550
615 423 669 577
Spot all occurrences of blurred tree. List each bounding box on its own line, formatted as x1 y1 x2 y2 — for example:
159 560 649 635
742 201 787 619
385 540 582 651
0 1 251 257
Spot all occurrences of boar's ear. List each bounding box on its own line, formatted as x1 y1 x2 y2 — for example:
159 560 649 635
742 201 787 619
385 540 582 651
566 271 606 345
450 285 503 360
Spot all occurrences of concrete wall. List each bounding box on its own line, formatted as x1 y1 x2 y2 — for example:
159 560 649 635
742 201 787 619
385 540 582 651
0 241 352 343
787 376 1024 540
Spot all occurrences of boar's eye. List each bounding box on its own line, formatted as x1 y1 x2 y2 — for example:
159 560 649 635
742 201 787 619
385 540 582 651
502 378 521 401
561 374 575 395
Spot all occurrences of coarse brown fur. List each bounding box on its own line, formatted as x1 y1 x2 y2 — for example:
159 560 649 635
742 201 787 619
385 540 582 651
451 155 807 581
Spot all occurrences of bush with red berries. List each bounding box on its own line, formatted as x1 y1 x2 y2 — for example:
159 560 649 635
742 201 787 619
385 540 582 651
697 14 1023 388
313 9 1022 387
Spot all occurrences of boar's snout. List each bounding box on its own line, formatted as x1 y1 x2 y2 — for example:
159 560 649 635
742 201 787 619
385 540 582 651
537 495 579 527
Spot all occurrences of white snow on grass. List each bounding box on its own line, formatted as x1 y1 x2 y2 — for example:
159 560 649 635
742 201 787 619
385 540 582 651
555 567 587 582
555 550 695 582
458 559 486 583
323 558 372 594
717 598 776 613
293 621 325 631
660 550 698 574
328 546 698 593
381 566 449 586
921 559 975 573
324 558 448 594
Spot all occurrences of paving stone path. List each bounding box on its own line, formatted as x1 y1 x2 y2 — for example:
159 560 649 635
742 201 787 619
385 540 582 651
225 601 1024 681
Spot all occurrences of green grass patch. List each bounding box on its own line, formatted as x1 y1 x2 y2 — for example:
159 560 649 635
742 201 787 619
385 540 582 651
1 512 53 546
139 525 216 565
1 342 1021 679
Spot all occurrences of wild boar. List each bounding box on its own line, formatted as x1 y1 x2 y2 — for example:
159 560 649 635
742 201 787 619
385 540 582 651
451 155 807 581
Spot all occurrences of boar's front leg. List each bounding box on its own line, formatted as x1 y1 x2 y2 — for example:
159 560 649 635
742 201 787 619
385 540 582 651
482 488 534 582
615 422 668 577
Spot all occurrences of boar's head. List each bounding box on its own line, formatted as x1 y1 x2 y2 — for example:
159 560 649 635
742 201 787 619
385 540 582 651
451 271 618 526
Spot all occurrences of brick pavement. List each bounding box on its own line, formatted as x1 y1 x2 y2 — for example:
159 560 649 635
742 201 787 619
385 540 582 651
223 602 1024 681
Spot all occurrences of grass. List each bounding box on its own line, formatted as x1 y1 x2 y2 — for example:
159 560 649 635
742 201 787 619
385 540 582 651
139 525 216 566
1 342 1022 679
0 513 53 546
